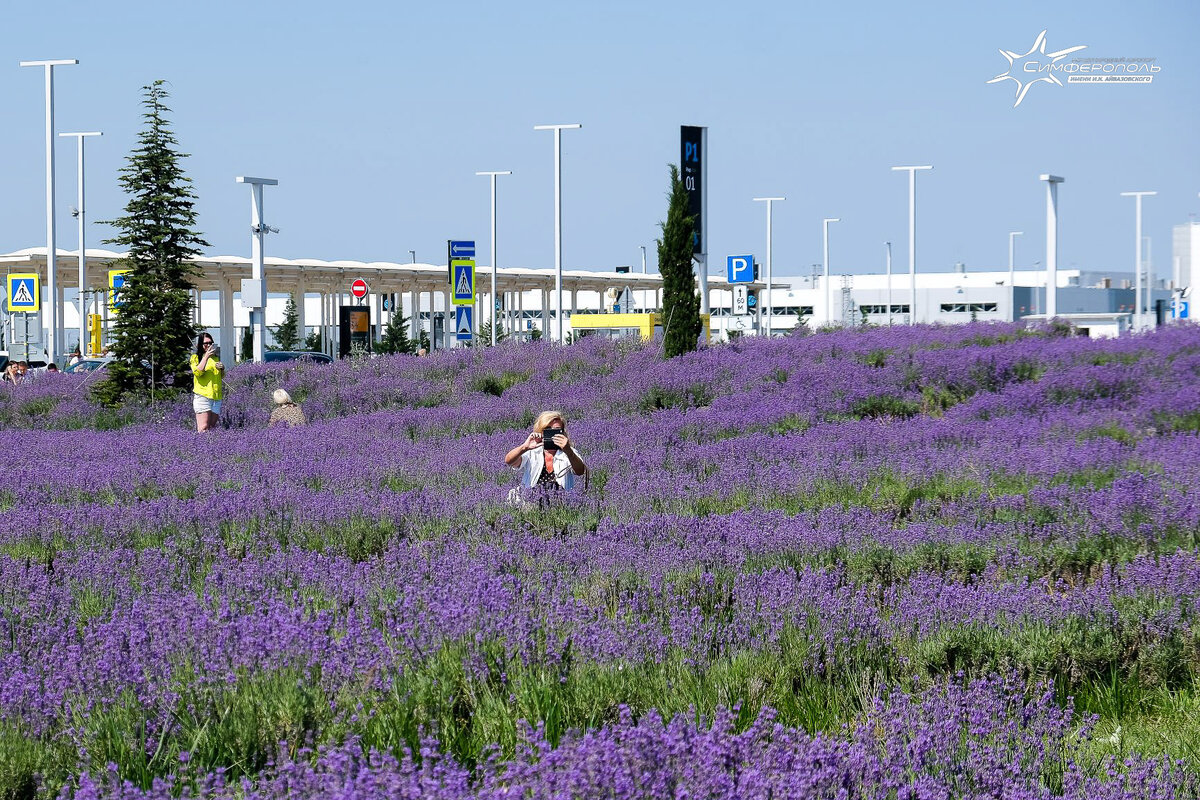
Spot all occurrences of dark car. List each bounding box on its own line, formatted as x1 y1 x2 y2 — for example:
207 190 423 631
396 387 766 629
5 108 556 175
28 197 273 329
263 351 333 365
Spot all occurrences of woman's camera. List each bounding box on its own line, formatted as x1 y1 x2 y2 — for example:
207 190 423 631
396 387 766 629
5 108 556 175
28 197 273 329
542 427 564 451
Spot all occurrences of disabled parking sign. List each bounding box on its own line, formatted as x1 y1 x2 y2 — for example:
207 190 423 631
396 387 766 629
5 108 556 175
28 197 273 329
6 273 40 312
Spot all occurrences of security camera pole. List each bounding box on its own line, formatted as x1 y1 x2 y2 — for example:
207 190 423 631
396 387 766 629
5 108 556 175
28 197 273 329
891 165 933 324
476 170 512 345
20 58 78 364
236 176 278 363
534 123 581 343
60 131 102 356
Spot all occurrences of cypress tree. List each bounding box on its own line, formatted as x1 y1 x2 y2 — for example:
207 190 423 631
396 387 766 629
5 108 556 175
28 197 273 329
658 164 701 358
94 81 209 406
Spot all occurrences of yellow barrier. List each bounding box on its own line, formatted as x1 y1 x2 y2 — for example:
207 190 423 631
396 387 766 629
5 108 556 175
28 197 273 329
88 314 103 356
568 312 710 342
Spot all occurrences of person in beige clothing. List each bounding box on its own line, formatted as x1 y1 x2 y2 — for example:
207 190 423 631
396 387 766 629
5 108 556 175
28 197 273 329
268 389 308 427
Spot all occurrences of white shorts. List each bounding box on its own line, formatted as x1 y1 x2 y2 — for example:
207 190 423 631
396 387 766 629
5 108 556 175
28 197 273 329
193 395 222 416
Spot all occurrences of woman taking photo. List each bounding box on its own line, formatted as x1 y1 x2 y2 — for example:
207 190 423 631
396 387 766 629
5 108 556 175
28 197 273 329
505 410 587 494
191 332 224 431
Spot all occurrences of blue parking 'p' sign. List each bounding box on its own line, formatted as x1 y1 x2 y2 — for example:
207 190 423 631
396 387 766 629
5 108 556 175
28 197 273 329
727 255 753 283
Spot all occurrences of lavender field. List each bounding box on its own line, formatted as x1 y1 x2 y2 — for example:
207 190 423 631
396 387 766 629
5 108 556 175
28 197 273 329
3 322 1200 799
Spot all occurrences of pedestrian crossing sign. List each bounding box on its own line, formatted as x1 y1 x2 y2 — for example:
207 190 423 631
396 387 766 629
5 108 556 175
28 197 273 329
456 305 473 341
6 273 39 313
451 258 475 306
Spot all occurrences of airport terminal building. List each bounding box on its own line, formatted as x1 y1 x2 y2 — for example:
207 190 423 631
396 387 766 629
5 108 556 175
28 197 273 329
1 232 1195 361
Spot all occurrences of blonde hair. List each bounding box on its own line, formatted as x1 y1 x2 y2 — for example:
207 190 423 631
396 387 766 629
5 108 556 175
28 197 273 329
533 410 567 433
273 389 293 405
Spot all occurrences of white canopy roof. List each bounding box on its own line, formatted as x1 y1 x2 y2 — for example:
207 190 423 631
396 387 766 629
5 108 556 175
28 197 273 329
0 247 774 296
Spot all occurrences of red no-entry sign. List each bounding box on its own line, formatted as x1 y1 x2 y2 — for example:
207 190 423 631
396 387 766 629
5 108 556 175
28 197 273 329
351 278 369 299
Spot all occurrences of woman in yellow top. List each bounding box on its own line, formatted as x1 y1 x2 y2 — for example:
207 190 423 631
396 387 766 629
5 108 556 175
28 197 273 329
190 332 225 431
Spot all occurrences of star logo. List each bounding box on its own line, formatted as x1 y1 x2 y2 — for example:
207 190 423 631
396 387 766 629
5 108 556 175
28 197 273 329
988 30 1087 107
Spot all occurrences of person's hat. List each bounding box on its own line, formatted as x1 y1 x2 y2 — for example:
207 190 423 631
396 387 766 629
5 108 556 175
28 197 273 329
273 389 292 405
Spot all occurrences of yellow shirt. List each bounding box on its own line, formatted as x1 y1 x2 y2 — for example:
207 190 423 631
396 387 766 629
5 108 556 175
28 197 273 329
190 353 223 400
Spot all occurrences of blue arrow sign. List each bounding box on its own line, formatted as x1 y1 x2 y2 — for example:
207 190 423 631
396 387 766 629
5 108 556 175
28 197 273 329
449 240 475 259
456 305 473 341
727 255 753 283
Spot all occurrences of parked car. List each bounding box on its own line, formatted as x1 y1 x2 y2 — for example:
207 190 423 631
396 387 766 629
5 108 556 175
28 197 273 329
65 357 113 374
263 351 334 364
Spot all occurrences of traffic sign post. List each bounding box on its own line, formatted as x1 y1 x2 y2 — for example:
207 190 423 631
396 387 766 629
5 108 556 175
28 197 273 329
448 240 475 283
6 274 40 313
1172 295 1189 320
456 305 473 341
452 259 476 306
727 255 754 283
733 285 748 315
108 269 130 312
351 278 369 303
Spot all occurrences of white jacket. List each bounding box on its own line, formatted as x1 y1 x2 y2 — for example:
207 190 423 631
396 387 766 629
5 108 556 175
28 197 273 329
513 445 581 490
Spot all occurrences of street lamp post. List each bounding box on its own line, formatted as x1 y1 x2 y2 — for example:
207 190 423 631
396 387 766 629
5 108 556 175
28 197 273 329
235 176 278 363
1008 231 1023 322
476 170 512 346
891 165 932 325
640 245 647 274
885 241 893 326
534 123 581 343
1039 174 1064 319
20 58 78 364
753 197 784 335
1120 191 1156 331
822 218 840 326
1008 231 1023 285
60 131 102 357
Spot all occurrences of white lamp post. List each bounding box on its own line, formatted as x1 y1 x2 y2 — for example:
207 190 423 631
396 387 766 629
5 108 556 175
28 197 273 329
1039 174 1064 319
822 217 840 325
1008 231 1023 322
753 197 784 335
534 123 581 343
60 130 101 357
885 241 893 326
891 165 932 324
20 58 77 364
235 176 278 363
476 170 511 345
1120 191 1155 331
1008 231 1023 284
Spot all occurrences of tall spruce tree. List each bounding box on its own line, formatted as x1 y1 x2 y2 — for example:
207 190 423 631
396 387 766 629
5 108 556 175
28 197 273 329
658 164 701 358
376 314 414 355
94 81 209 406
270 294 302 350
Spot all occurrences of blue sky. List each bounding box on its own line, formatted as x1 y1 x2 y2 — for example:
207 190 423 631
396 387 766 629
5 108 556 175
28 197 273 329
2 0 1198 280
